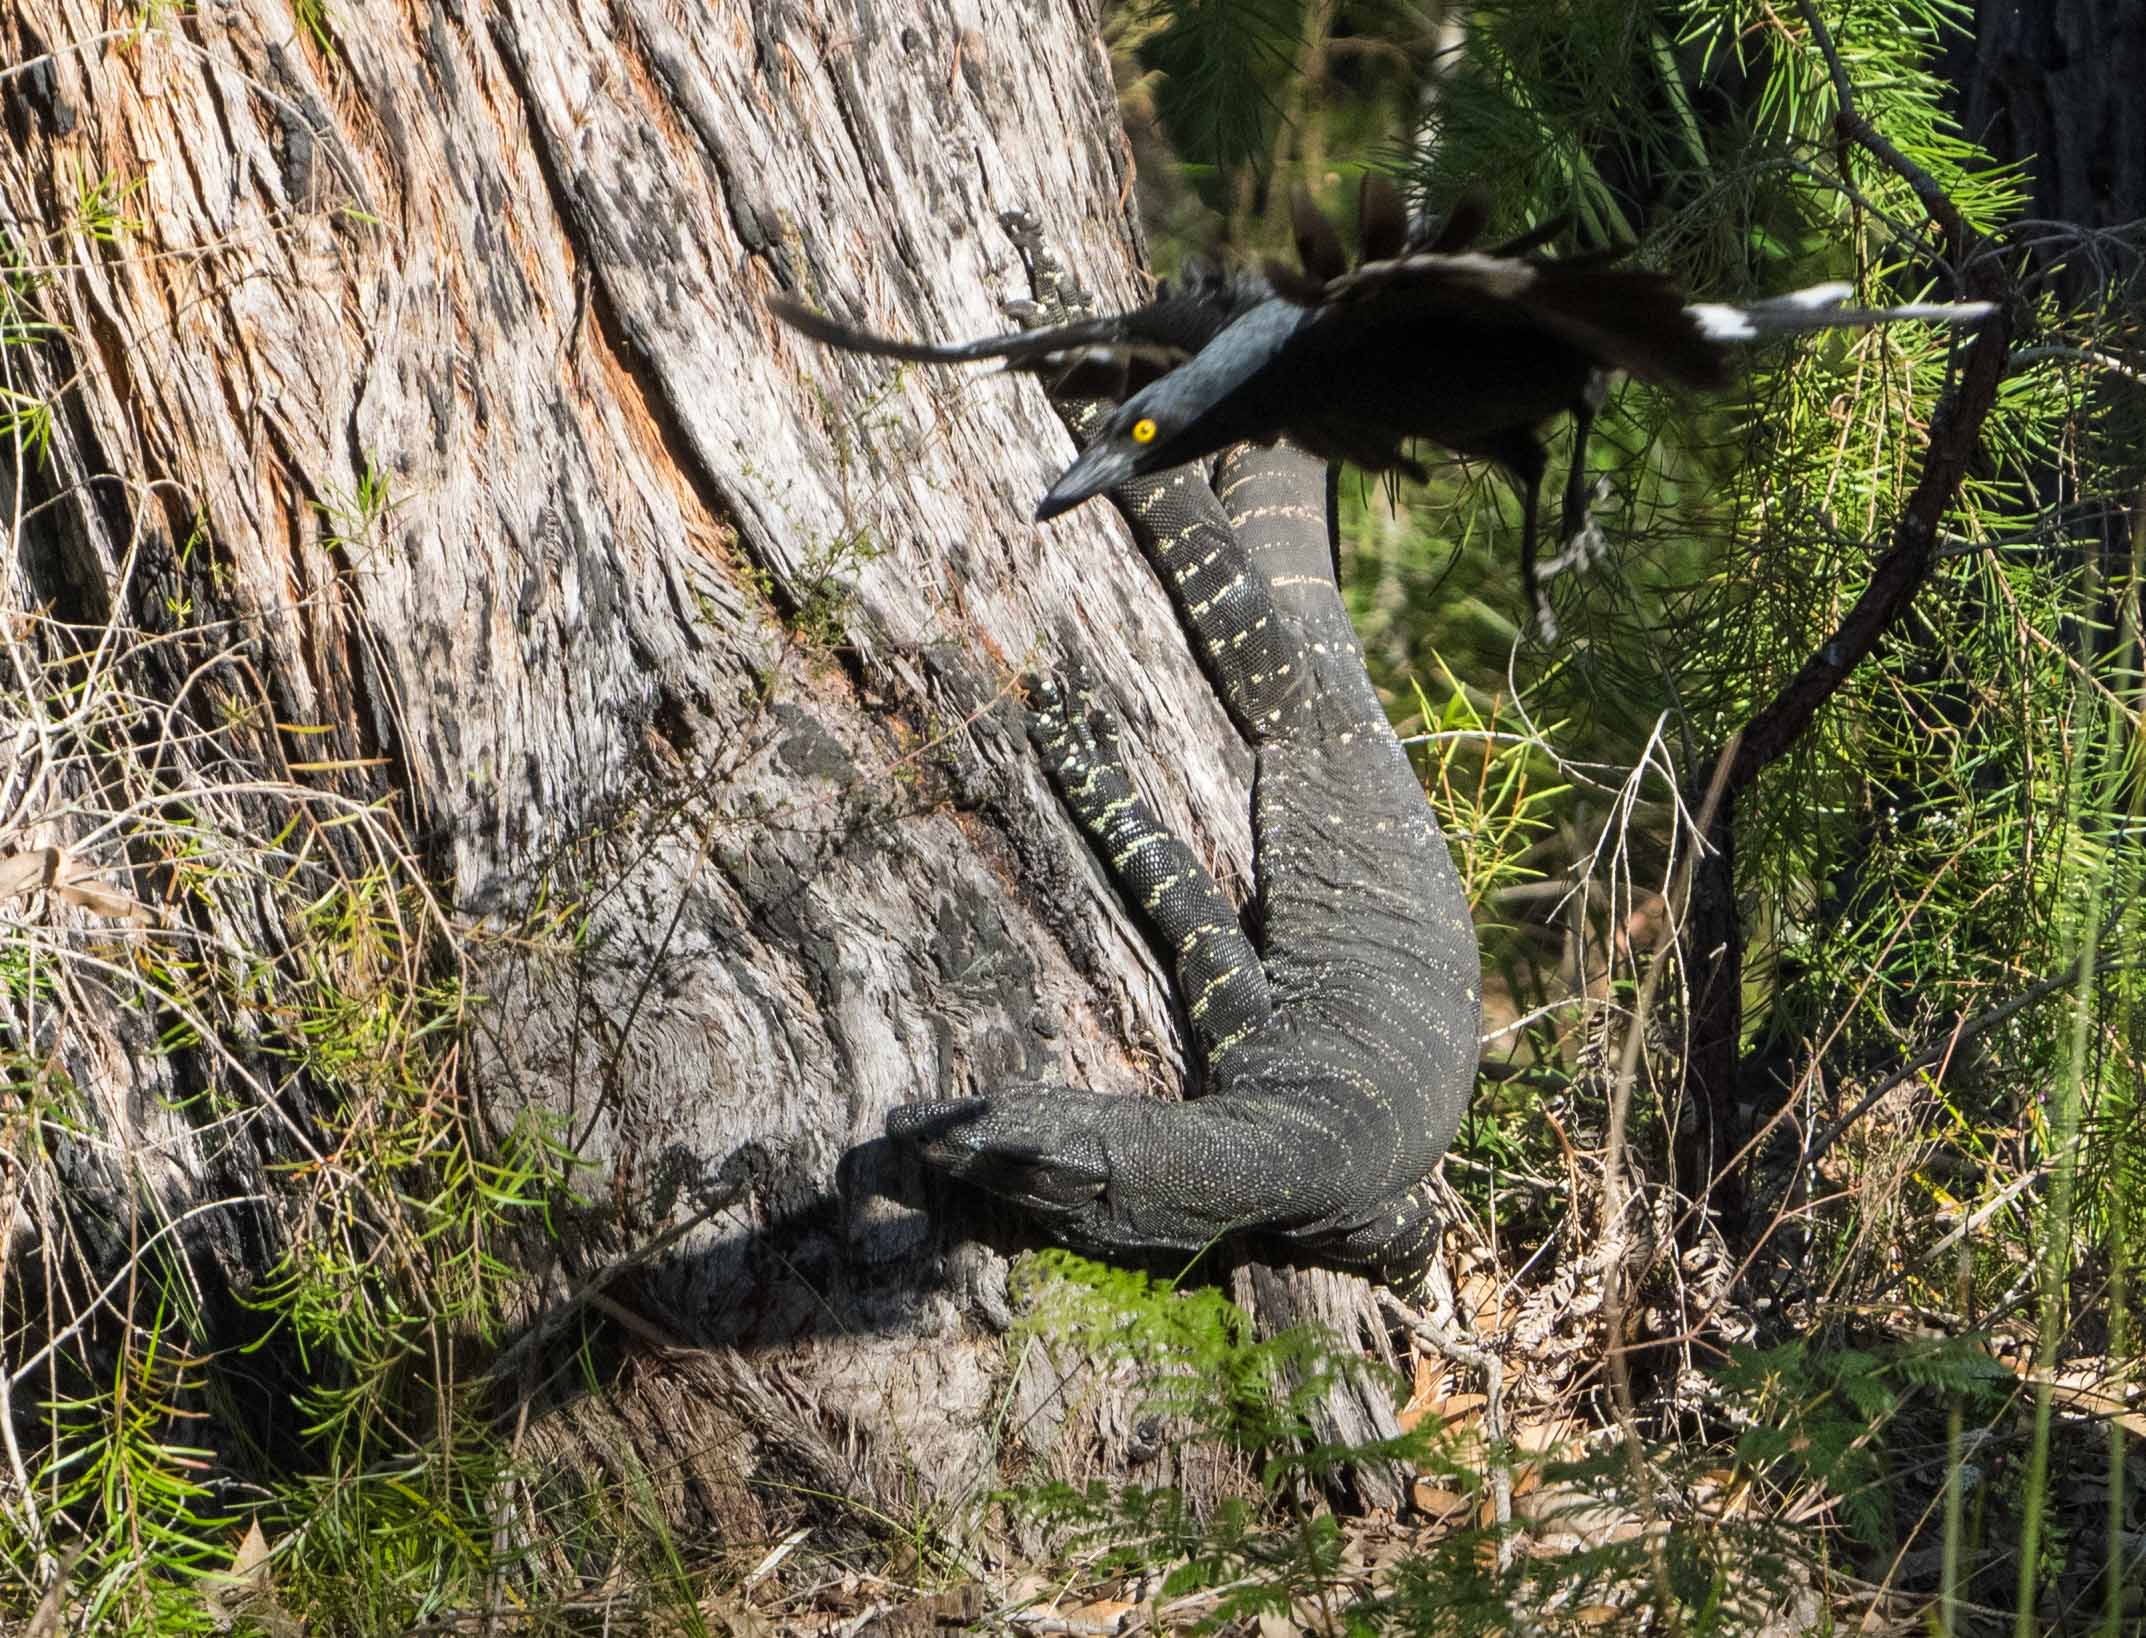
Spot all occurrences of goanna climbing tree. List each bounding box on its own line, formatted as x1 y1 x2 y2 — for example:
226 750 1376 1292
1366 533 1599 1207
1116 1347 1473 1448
886 212 1481 1292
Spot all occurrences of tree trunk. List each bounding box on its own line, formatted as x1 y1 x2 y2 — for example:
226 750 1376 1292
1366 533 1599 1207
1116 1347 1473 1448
1938 0 2146 602
0 0 1411 1564
1942 0 2146 280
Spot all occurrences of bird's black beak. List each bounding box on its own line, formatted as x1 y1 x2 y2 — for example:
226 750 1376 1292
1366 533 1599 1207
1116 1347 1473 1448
1035 443 1140 521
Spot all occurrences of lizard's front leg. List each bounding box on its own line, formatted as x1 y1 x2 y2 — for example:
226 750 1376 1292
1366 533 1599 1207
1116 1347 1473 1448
1025 667 1271 1069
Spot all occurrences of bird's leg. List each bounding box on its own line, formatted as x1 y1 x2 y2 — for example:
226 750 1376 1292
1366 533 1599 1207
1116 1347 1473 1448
1559 372 1605 550
1484 433 1557 645
1536 370 1612 590
1519 477 1552 644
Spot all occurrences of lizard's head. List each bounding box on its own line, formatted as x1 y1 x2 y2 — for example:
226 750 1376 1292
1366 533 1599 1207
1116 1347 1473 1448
886 1095 1110 1213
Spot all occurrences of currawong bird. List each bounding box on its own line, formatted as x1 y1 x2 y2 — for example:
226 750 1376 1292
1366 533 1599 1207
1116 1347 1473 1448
769 178 1990 639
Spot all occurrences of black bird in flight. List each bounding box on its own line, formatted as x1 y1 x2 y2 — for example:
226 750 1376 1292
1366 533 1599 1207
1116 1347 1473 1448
769 178 1990 639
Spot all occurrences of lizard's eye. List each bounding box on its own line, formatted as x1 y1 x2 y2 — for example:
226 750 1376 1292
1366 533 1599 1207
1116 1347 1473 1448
1130 417 1159 445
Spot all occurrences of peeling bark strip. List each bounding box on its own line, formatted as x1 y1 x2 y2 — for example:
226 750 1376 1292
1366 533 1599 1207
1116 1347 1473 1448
0 0 1409 1537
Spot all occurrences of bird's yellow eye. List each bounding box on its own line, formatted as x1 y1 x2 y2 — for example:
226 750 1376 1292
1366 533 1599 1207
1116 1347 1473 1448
1131 417 1159 445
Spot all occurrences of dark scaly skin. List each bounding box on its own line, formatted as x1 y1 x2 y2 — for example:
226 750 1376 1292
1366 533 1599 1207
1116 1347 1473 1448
1210 437 1476 1275
887 216 1481 1291
1023 667 1273 1072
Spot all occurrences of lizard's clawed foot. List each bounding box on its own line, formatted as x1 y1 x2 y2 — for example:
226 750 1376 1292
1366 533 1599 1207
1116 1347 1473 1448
997 208 1045 259
1523 474 1616 646
998 208 1091 325
886 1092 1111 1211
1023 665 1122 781
1539 473 1614 584
1320 1180 1442 1299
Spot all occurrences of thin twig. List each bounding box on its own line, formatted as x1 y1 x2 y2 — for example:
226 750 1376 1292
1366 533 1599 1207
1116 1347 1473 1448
1803 964 2090 1166
1791 0 1969 251
1383 1292 1511 1550
480 1184 745 1399
2007 344 2146 389
1601 735 1737 1632
5 1194 269 1392
1922 1165 2047 1264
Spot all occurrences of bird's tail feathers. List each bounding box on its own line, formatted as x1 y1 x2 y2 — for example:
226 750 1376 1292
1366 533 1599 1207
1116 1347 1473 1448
1689 283 1993 340
1528 274 1990 392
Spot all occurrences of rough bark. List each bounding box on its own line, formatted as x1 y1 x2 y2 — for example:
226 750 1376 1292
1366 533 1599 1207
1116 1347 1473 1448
1942 0 2146 286
0 0 1415 1555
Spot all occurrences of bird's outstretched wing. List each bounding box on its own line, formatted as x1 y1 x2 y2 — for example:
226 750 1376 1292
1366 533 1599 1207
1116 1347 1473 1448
769 264 1267 400
775 180 1990 639
767 293 1190 369
1307 250 1732 391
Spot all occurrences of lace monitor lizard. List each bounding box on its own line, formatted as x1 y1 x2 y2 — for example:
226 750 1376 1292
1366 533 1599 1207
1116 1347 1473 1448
882 213 1481 1293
